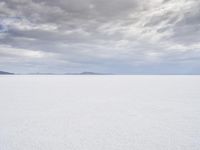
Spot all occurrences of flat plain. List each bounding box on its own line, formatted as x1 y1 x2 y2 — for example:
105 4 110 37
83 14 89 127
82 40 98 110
0 75 200 150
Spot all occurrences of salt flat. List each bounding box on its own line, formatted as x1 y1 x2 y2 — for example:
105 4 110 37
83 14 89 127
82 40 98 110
0 75 200 150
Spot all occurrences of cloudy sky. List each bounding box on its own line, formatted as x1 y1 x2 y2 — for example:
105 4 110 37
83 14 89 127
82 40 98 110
0 0 200 74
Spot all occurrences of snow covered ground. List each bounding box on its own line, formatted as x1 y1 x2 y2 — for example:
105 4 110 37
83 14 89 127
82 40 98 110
0 75 200 150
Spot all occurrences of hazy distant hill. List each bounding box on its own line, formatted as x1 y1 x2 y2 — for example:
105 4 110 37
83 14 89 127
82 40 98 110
80 72 103 75
65 72 111 75
0 71 14 75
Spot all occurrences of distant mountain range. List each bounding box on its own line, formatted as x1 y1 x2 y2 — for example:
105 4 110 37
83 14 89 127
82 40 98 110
65 72 110 75
28 72 111 75
0 71 14 75
65 72 106 75
80 72 105 75
0 71 111 75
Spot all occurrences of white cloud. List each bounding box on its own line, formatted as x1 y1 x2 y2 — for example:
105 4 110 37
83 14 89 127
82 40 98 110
2 17 58 31
0 45 56 59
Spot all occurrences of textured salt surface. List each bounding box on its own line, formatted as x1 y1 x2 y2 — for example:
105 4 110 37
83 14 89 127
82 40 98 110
0 75 200 150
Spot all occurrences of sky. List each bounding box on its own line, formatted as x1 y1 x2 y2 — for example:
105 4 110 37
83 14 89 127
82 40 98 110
0 0 200 74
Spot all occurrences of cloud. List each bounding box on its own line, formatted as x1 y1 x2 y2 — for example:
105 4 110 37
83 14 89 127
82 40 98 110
0 45 57 59
0 0 200 74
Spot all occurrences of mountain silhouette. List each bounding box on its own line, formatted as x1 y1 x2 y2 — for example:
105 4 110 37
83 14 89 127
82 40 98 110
0 71 14 75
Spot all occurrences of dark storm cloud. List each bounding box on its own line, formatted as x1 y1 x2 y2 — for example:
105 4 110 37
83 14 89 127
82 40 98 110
0 0 200 74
